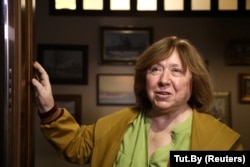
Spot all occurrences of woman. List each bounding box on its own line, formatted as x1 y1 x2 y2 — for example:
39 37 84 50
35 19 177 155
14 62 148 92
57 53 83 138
32 36 243 167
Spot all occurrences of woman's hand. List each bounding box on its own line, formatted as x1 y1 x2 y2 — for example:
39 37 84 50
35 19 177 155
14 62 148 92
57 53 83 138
32 61 55 113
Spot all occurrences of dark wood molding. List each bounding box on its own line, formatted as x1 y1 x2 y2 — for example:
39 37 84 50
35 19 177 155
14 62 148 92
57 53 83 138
0 0 5 166
18 0 35 166
1 0 35 166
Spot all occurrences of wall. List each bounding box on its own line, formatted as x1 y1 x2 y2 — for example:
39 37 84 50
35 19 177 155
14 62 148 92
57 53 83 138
35 1 250 167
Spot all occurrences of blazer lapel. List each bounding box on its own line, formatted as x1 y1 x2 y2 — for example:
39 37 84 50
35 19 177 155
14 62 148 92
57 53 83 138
91 108 139 167
191 110 240 150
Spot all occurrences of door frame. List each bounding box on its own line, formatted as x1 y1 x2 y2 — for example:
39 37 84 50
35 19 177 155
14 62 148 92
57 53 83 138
1 0 35 166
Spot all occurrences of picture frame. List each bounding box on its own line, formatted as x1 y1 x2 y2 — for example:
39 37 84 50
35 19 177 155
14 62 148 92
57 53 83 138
54 94 82 124
210 91 231 127
226 39 250 65
97 74 136 105
37 44 88 85
239 73 250 103
100 26 153 65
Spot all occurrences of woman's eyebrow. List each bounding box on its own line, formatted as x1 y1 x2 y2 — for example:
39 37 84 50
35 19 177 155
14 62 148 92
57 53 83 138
169 63 182 68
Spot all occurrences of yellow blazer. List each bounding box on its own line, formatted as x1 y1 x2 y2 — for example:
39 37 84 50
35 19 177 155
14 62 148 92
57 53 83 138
41 107 243 167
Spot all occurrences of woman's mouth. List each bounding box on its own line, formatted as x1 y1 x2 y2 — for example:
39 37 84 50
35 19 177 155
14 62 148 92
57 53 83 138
155 91 171 98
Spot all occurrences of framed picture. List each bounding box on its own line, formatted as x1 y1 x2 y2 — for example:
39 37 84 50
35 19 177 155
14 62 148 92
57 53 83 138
210 91 231 126
226 39 250 65
97 74 136 105
100 26 153 65
54 94 82 124
37 44 88 85
239 73 250 103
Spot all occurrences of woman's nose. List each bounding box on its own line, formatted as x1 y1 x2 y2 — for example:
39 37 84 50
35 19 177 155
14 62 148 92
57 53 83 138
158 71 171 86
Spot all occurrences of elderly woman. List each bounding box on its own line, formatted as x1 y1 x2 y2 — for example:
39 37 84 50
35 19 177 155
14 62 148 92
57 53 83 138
32 36 243 167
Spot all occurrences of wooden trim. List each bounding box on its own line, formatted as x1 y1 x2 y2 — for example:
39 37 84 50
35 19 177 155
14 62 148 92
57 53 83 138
11 0 35 166
19 0 35 166
0 0 5 166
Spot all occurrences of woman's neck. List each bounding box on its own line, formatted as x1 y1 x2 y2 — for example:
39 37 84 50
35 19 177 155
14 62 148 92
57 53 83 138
148 105 192 132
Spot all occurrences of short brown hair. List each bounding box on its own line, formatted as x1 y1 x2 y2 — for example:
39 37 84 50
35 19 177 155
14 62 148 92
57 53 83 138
134 36 213 113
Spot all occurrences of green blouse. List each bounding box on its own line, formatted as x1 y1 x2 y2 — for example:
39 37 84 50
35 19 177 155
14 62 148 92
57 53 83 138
113 111 192 167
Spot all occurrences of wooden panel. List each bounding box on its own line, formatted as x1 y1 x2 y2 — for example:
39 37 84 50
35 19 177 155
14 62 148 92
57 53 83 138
0 0 5 166
18 0 35 166
0 0 35 167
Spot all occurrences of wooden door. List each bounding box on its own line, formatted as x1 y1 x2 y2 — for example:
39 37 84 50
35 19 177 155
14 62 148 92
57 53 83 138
0 0 35 166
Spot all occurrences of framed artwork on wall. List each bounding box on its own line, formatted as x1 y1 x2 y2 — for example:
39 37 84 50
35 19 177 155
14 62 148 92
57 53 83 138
97 74 136 105
37 44 88 85
239 73 250 103
226 39 250 65
100 26 153 65
210 91 231 127
54 94 82 124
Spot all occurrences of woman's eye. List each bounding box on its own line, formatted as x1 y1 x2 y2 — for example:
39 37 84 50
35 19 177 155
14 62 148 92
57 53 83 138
148 65 163 74
171 68 183 75
173 68 181 72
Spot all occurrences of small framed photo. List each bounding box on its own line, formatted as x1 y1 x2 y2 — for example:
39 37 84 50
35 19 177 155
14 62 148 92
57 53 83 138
54 94 82 124
37 44 88 85
97 74 136 105
210 91 231 126
226 39 250 65
100 26 153 65
239 73 250 103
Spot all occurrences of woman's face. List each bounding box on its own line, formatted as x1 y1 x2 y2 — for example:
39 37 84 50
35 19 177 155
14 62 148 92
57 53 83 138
146 49 193 113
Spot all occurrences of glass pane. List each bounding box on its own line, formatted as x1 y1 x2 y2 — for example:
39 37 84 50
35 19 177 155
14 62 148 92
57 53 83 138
111 0 130 10
192 0 211 11
164 0 184 11
137 0 157 11
218 0 237 10
246 0 250 10
55 0 76 10
83 0 103 10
